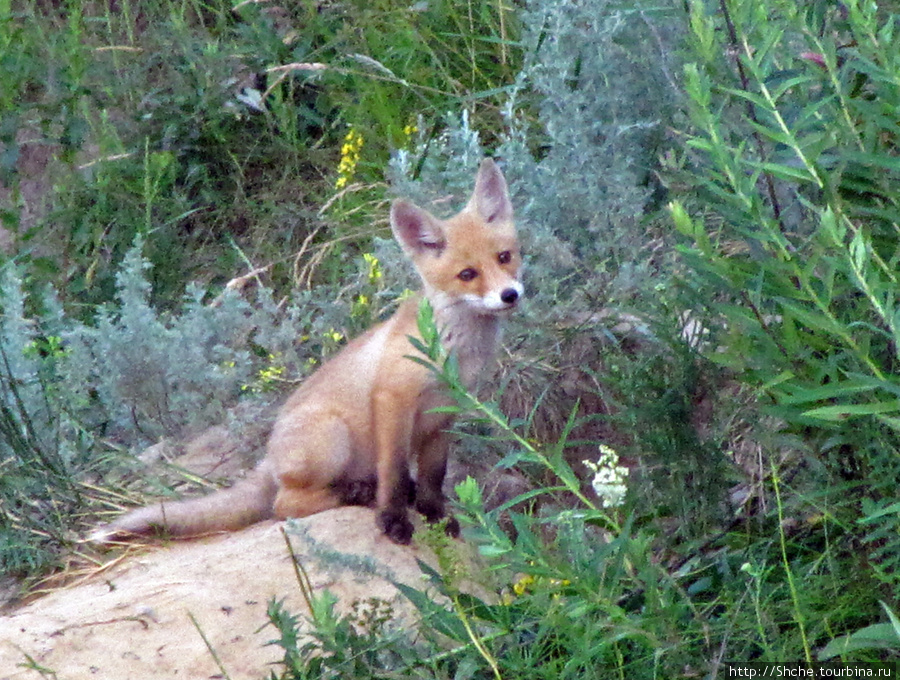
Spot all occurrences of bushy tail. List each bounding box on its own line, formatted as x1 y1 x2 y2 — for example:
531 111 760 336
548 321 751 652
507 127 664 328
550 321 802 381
90 462 278 544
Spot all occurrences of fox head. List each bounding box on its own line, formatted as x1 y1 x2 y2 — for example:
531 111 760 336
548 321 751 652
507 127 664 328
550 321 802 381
390 159 523 316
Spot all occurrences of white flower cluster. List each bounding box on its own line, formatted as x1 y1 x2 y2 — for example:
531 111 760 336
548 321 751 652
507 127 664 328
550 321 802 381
583 445 630 509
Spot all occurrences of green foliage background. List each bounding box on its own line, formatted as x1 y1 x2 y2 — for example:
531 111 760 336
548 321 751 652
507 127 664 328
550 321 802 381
1 0 900 675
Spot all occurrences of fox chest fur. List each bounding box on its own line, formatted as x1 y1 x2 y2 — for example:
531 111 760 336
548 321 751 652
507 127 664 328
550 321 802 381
269 295 502 475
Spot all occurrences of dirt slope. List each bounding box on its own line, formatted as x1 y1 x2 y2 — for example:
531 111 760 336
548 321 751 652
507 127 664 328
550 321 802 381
0 507 456 680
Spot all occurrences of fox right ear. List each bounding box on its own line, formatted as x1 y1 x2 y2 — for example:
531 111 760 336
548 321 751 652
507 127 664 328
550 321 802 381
469 158 512 225
390 200 446 255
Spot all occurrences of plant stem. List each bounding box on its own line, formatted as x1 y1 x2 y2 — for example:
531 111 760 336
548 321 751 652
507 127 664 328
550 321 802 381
771 461 812 663
452 594 503 680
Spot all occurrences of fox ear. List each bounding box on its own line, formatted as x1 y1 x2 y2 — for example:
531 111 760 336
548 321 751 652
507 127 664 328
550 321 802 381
390 200 446 255
469 158 512 225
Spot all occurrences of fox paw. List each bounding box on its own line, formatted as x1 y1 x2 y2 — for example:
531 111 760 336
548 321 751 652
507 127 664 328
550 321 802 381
426 513 460 538
442 515 461 538
416 501 460 538
376 510 414 545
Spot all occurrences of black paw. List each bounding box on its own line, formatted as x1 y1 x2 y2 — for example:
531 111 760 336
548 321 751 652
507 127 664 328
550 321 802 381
442 515 461 538
416 500 461 539
376 509 414 545
332 477 377 506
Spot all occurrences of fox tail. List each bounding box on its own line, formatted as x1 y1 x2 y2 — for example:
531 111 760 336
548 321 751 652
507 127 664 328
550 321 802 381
89 461 278 544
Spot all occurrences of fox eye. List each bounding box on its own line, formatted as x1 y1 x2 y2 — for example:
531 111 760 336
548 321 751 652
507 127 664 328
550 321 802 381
498 250 512 264
457 268 478 282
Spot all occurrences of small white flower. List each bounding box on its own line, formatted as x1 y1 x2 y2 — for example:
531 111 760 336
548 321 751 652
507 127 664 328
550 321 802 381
583 445 629 509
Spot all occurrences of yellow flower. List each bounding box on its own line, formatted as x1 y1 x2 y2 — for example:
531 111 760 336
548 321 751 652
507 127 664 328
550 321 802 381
335 128 364 189
241 353 287 393
362 252 382 283
512 574 535 596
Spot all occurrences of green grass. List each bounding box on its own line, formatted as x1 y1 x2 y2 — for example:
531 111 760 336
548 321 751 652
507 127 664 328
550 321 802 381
2 0 900 676
2 0 521 302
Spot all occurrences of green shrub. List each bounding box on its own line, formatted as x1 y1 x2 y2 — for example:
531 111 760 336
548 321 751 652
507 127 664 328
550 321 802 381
390 0 682 308
673 0 900 595
0 237 387 575
1 0 521 301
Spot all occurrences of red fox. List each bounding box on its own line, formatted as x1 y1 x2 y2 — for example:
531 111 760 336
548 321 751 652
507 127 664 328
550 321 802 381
90 158 522 546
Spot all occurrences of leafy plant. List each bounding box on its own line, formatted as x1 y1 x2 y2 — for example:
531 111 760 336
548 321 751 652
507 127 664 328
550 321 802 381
0 265 90 574
261 300 702 679
820 601 900 660
672 0 900 619
0 238 377 577
2 0 524 303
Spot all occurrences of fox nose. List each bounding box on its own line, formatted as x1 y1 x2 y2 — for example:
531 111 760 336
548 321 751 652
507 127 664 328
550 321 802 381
500 288 520 306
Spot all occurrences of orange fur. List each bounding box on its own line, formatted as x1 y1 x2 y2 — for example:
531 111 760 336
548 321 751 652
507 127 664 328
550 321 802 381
91 159 522 545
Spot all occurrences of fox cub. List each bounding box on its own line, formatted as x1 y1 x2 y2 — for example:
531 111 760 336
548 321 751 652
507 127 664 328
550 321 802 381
91 158 522 545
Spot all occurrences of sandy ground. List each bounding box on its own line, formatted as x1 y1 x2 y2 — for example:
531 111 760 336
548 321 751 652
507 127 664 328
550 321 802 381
0 507 453 680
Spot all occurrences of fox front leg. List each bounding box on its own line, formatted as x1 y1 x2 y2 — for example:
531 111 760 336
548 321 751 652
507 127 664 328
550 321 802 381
415 432 460 538
372 392 417 544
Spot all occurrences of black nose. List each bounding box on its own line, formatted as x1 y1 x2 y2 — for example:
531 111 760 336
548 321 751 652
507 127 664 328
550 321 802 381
500 288 519 305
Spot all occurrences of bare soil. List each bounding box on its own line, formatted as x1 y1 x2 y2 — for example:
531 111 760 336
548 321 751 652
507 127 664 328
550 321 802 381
0 507 457 680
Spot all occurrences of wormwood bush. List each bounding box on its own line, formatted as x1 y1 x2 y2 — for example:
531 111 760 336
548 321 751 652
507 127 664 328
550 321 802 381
391 0 683 310
0 239 384 575
673 0 900 612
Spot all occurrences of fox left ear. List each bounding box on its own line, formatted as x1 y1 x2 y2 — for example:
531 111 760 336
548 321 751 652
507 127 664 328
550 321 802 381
469 158 513 225
390 200 446 256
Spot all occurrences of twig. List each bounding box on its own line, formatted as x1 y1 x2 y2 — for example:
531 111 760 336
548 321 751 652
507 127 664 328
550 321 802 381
189 611 233 680
263 63 329 99
718 0 786 231
208 264 273 307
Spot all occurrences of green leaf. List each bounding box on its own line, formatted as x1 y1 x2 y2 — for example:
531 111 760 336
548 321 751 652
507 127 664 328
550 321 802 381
753 161 817 184
478 544 512 559
669 201 711 254
818 206 844 246
776 300 842 337
745 118 793 147
720 86 769 111
394 582 468 640
491 487 559 514
767 73 818 103
841 151 900 174
495 448 531 469
454 476 482 506
776 379 881 406
683 62 711 109
876 415 900 432
761 370 796 392
881 602 900 641
849 229 869 274
802 400 900 421
858 502 900 524
819 623 900 659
